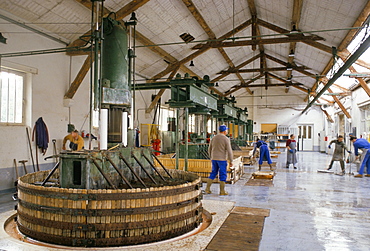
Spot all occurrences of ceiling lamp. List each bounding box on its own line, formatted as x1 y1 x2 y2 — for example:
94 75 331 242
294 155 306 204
286 64 293 71
288 50 295 57
189 60 194 67
215 82 219 87
180 33 195 43
0 33 7 44
290 25 299 34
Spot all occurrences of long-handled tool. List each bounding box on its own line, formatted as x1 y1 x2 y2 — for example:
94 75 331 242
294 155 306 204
13 159 19 186
18 160 28 175
35 137 40 171
52 139 57 162
26 127 36 172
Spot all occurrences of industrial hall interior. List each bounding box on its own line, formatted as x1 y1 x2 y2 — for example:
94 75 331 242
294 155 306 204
1 0 370 250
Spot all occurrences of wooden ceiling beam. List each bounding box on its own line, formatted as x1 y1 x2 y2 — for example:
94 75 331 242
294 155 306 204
316 100 334 123
192 35 324 49
135 30 200 80
246 83 303 88
328 88 351 118
257 18 370 70
69 0 151 50
267 72 308 94
182 0 253 95
265 53 316 77
219 66 310 74
64 55 93 99
333 83 349 92
224 74 263 96
337 54 370 97
150 18 252 82
211 53 261 82
287 0 303 91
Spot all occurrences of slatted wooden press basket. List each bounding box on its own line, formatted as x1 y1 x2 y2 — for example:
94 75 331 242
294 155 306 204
16 169 203 247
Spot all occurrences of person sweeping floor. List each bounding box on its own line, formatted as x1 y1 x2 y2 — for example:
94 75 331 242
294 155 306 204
327 135 351 175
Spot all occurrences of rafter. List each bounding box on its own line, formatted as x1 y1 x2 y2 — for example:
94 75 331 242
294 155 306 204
246 83 303 88
257 18 370 70
224 74 263 96
135 30 199 79
68 0 151 50
150 18 252 82
192 35 324 50
267 72 308 94
218 66 309 74
212 53 261 82
317 100 334 123
64 55 93 99
181 0 253 95
287 0 303 93
337 54 370 97
328 88 351 118
265 54 316 77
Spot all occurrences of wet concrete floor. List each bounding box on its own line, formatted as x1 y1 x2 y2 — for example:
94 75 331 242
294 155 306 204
205 151 370 251
1 151 369 250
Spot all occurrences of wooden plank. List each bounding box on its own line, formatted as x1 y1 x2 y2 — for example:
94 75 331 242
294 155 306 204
206 207 269 251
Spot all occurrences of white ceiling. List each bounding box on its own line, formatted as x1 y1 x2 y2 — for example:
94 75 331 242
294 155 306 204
0 0 368 103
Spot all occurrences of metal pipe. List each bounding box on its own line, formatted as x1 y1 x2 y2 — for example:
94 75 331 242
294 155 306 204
88 1 95 150
184 107 189 171
0 13 69 45
175 108 180 170
0 46 85 58
302 34 370 114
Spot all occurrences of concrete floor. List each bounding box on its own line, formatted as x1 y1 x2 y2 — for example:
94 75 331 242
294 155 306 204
1 151 369 250
206 151 370 251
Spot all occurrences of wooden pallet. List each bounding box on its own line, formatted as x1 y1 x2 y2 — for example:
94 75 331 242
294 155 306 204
270 151 281 154
251 171 275 179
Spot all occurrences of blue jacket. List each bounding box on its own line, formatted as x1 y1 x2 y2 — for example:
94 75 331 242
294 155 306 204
353 138 370 156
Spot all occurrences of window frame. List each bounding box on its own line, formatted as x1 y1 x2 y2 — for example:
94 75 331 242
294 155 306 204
0 69 26 125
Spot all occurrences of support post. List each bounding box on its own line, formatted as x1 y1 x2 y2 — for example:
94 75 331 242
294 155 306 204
184 107 189 171
175 108 180 170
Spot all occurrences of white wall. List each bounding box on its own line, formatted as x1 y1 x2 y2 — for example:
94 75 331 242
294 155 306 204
0 21 91 191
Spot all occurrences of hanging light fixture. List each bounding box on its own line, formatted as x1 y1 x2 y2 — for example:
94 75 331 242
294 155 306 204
189 60 194 67
286 63 293 71
289 50 295 57
0 32 7 44
290 25 299 34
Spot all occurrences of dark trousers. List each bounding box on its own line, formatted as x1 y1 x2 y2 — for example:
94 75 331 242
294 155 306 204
328 160 345 172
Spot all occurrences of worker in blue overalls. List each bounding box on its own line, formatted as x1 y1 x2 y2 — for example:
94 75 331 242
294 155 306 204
350 136 370 178
253 137 273 171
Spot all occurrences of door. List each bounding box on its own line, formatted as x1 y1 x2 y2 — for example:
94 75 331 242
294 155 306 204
298 124 313 151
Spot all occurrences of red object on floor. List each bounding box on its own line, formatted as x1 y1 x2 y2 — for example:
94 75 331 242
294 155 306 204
152 139 161 156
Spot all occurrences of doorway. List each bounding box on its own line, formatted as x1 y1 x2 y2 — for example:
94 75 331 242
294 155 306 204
298 124 313 151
